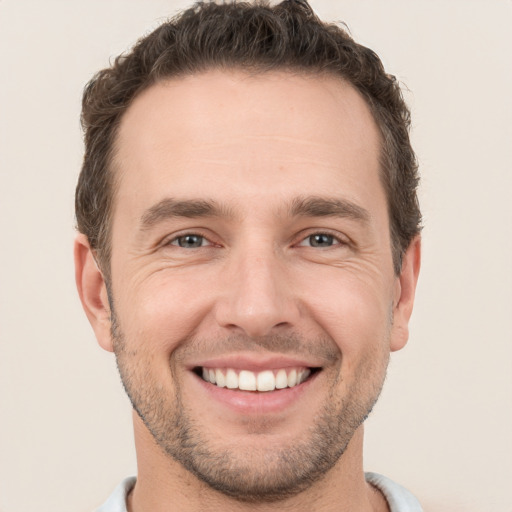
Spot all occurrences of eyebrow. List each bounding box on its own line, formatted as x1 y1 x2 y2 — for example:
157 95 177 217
289 196 370 223
139 195 370 231
140 198 233 230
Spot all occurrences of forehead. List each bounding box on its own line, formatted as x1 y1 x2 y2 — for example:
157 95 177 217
113 70 383 220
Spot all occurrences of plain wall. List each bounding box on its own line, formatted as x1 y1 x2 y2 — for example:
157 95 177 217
0 1 511 511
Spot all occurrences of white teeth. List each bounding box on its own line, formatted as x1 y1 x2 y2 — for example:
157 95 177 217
287 369 297 387
257 370 275 392
275 369 288 389
226 369 238 389
200 367 313 392
215 369 226 388
298 369 311 384
239 370 257 391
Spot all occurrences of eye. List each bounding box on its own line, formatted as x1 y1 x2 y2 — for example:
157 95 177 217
170 234 209 248
298 233 341 248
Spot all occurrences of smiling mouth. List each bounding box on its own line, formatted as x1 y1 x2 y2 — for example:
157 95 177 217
194 366 320 392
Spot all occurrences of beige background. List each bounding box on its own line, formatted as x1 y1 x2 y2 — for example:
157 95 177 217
0 1 511 511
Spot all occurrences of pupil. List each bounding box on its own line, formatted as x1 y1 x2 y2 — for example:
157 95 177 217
179 235 202 248
311 234 333 247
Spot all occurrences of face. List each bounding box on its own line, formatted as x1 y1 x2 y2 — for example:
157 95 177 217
78 70 418 502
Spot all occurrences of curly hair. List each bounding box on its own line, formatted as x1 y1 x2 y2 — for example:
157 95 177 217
76 0 421 277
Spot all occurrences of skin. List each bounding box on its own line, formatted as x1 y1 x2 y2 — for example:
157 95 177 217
75 70 421 511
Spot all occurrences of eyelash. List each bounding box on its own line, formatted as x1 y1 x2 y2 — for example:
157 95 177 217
297 232 345 248
165 230 347 250
167 232 214 249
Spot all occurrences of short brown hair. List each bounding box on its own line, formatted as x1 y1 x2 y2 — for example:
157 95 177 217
76 0 421 276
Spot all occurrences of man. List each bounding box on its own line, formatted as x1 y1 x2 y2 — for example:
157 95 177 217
74 1 422 510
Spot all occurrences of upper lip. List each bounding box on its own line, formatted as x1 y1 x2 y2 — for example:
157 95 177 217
188 354 322 372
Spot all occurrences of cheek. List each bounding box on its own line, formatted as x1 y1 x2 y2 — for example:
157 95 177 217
114 270 217 354
301 269 394 356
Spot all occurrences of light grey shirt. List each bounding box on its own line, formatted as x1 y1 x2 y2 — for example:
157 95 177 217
96 472 423 512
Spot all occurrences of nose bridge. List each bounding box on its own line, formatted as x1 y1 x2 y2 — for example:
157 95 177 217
215 238 298 337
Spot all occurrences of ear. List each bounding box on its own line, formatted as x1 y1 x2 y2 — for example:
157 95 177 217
74 233 114 352
390 236 421 352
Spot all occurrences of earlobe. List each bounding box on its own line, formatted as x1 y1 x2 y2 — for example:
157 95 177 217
390 236 421 352
74 234 114 352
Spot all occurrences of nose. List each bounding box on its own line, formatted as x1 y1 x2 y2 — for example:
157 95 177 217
214 247 300 338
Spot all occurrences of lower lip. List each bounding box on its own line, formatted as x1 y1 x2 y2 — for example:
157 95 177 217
191 371 319 414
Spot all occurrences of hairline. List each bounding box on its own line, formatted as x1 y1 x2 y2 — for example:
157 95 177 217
95 66 402 280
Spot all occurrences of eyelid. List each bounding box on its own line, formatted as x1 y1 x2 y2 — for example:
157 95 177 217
295 229 349 247
158 228 350 249
170 235 209 248
161 229 219 248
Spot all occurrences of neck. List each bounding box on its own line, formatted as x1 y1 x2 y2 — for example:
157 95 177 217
128 413 389 512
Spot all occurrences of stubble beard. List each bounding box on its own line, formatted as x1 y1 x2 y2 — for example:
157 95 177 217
110 310 390 503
